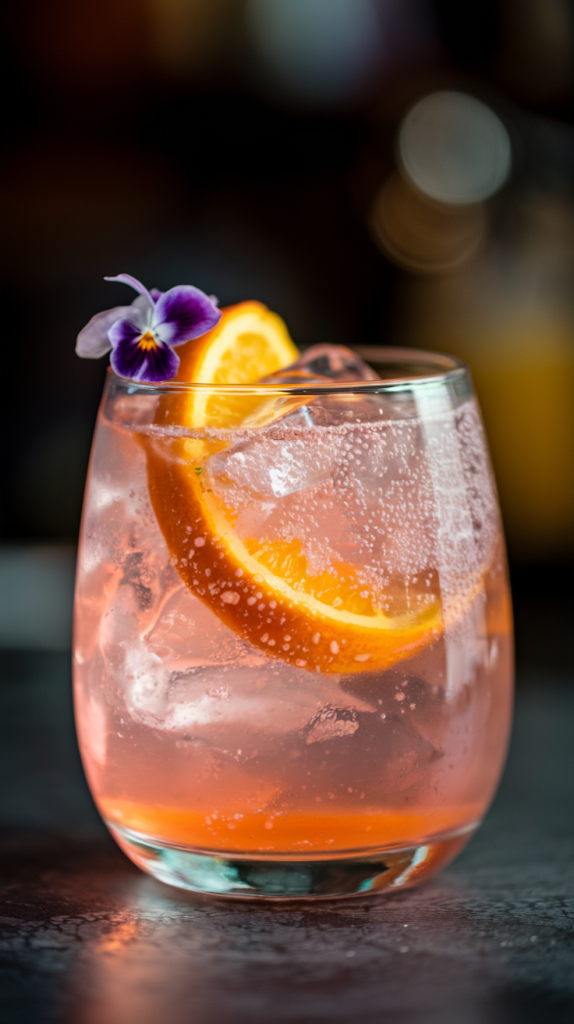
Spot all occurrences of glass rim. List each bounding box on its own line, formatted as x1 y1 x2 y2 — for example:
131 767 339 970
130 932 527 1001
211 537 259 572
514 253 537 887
109 347 468 395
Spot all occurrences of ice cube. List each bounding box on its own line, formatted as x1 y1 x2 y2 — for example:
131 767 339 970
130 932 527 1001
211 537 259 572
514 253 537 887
205 346 382 497
256 344 390 428
304 705 360 744
236 345 383 430
260 344 380 384
207 390 438 585
207 431 339 500
263 698 441 801
124 657 358 746
340 669 445 715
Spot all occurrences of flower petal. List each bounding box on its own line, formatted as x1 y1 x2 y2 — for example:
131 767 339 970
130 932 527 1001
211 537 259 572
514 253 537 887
131 294 153 315
110 334 180 383
131 291 162 316
153 286 221 346
140 343 180 383
76 305 133 358
107 316 143 348
105 274 156 309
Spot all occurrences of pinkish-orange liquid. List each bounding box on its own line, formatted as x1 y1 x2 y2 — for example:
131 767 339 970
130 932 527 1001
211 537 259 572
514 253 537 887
74 388 513 859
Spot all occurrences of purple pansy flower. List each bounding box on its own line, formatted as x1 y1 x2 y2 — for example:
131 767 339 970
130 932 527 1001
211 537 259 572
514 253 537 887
76 273 221 383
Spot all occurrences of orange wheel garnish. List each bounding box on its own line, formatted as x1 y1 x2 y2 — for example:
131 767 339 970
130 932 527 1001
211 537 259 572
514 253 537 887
145 301 442 674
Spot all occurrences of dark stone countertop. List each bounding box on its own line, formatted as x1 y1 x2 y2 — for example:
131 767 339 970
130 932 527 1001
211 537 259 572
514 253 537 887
1 651 573 1024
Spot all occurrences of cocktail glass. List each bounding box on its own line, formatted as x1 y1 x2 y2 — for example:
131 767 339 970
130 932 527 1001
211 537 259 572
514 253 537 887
74 349 513 898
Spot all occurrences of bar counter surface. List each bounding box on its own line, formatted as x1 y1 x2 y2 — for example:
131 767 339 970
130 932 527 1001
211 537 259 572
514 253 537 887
1 650 573 1024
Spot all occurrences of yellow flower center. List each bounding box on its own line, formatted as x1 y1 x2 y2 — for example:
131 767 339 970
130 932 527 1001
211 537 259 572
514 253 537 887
138 331 158 351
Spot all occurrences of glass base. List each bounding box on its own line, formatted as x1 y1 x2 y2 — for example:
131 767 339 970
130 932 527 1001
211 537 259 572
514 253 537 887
108 821 476 899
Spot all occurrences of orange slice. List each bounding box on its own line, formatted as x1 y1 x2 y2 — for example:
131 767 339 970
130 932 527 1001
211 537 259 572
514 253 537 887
172 300 299 428
146 302 443 674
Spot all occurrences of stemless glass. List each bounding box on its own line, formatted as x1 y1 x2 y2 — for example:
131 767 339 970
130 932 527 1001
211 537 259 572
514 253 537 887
74 350 513 899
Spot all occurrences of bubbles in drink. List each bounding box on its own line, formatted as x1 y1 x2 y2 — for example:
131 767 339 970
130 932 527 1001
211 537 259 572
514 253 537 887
74 356 512 862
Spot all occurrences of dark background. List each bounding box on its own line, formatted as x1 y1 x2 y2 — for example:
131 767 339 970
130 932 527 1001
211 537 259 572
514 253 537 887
1 8 574 1019
1 0 574 670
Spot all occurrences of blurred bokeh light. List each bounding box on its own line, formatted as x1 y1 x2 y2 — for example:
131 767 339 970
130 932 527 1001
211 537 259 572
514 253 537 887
246 0 437 105
371 171 487 273
398 91 511 204
246 0 383 103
